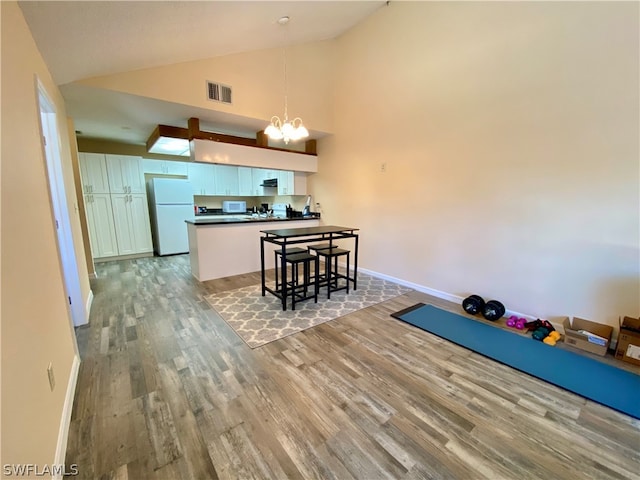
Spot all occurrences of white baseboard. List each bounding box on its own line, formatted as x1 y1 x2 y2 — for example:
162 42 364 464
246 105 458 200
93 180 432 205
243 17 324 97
54 354 80 478
85 289 94 320
358 267 565 331
358 267 463 303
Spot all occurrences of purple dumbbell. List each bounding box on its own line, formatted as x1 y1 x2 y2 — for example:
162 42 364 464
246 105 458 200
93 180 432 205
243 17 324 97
506 315 519 328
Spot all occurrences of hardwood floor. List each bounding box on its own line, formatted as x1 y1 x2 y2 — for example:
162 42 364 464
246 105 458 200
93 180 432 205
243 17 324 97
66 254 640 479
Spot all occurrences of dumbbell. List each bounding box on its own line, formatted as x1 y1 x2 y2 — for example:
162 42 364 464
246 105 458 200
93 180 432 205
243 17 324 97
543 331 561 346
532 320 556 341
462 295 485 315
482 300 505 321
532 327 551 341
506 315 526 329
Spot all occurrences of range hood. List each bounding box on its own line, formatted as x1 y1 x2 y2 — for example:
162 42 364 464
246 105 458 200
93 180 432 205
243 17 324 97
260 178 278 187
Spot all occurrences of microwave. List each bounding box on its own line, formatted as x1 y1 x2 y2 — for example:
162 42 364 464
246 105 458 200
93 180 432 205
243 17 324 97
222 200 246 213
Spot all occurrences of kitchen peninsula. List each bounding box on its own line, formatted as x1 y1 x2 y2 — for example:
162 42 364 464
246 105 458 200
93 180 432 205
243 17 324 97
186 216 320 281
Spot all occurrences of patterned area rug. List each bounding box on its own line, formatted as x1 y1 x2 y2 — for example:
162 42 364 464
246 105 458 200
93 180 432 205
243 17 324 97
204 273 411 348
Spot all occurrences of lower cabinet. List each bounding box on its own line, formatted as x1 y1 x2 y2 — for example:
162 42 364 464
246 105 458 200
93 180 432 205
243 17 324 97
110 194 153 256
84 193 119 258
84 192 153 259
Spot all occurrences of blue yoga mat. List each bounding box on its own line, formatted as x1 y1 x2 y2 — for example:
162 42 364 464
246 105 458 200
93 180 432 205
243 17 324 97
392 303 640 419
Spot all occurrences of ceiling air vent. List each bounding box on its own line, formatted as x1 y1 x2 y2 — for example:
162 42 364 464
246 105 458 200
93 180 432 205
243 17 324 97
207 81 232 104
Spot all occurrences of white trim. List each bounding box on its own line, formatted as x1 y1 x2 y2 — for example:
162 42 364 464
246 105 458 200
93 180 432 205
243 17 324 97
359 267 463 303
359 267 565 331
54 354 80 479
85 290 94 320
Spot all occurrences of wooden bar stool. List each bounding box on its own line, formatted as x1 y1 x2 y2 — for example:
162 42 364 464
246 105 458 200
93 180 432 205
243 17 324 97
311 247 351 299
282 252 319 310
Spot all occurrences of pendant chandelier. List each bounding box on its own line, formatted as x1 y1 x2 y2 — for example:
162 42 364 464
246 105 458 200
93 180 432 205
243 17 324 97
264 16 309 144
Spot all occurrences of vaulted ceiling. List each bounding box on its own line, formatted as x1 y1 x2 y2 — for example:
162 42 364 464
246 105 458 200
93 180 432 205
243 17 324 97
19 1 385 145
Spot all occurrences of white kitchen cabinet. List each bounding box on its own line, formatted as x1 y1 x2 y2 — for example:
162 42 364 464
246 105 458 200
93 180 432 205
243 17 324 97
84 193 118 258
110 193 153 255
142 159 188 176
106 154 145 193
188 162 216 195
238 167 254 196
252 168 279 196
277 171 294 195
79 153 110 193
250 169 266 196
293 172 307 195
214 165 239 195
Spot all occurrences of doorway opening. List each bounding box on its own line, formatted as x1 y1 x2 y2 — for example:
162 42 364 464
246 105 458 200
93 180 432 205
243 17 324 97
37 80 87 330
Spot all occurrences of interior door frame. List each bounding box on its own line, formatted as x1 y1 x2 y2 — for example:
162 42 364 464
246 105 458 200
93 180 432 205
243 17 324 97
36 78 87 332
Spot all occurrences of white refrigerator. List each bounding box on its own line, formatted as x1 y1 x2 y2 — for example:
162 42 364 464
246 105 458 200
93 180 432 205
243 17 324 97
147 178 194 255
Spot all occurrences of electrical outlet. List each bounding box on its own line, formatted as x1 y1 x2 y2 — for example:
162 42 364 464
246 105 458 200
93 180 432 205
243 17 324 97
47 362 55 391
381 162 387 172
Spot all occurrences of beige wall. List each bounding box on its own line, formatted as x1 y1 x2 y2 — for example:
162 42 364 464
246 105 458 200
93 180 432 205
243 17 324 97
1 1 89 467
313 2 639 329
78 40 336 134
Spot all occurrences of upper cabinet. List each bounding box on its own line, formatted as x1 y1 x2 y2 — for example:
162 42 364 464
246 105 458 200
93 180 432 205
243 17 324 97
238 167 254 196
79 153 145 194
277 171 294 195
105 155 145 193
293 172 307 196
142 159 188 176
79 153 110 193
214 165 239 196
154 160 308 197
188 162 216 195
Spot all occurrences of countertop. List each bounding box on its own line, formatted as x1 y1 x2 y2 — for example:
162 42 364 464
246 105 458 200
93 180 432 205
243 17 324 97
186 215 320 226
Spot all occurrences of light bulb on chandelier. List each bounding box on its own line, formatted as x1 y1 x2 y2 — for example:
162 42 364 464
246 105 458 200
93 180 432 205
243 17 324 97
265 16 309 145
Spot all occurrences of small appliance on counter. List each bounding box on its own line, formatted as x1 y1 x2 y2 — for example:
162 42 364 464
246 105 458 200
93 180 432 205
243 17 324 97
271 203 289 219
302 195 312 217
222 200 246 213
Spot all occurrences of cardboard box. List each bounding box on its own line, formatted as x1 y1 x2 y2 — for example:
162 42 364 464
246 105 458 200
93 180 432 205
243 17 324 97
563 317 613 356
615 316 640 366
